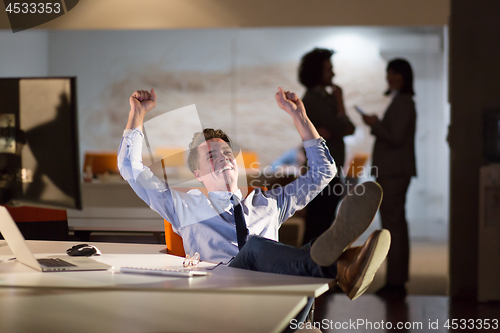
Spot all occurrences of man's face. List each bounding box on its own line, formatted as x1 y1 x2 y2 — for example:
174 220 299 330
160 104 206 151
193 138 238 192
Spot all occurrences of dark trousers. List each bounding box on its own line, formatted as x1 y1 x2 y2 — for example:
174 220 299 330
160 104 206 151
229 236 337 279
377 176 411 286
302 176 343 246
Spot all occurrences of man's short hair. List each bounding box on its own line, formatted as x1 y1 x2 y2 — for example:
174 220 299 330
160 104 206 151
187 128 232 173
298 48 334 89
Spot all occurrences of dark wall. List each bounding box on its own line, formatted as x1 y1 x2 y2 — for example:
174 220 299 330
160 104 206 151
449 0 500 298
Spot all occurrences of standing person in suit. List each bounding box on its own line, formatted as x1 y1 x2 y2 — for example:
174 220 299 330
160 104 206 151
298 48 355 246
362 58 417 297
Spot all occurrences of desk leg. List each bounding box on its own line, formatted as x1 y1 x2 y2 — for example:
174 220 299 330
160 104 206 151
283 297 315 333
308 298 315 323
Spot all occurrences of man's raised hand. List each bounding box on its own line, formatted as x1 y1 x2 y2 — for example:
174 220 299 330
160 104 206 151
275 87 306 117
126 89 156 131
275 87 319 141
130 89 156 114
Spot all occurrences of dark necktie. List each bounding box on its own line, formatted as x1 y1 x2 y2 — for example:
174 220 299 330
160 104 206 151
231 194 248 250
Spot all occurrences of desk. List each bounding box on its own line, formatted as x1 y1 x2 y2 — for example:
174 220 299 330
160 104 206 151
0 240 335 332
0 240 334 297
0 289 306 333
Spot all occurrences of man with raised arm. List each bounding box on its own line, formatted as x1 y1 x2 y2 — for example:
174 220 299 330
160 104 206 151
118 87 390 301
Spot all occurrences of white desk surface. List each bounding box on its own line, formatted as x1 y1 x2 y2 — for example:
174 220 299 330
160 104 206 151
0 288 307 333
0 240 334 297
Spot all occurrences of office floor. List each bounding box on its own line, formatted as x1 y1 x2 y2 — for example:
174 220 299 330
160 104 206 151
314 294 500 333
370 240 449 296
313 240 500 333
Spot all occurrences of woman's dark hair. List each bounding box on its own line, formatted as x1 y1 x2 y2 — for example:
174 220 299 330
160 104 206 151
298 48 334 89
385 58 415 96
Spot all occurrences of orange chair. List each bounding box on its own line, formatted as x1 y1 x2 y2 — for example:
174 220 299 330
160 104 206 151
164 221 186 257
240 151 259 170
83 151 119 175
153 147 185 167
345 153 369 179
164 186 267 257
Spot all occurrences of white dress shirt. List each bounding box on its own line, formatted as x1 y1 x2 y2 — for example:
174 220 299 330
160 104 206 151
118 128 336 263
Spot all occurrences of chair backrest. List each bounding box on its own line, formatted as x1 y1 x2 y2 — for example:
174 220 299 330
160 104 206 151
153 147 185 167
83 151 119 175
164 186 267 257
345 153 369 179
241 151 259 169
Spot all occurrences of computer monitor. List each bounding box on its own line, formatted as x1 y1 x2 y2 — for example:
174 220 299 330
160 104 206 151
0 77 81 210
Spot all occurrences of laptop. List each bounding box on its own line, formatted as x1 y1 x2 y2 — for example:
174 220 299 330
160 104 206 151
0 207 111 272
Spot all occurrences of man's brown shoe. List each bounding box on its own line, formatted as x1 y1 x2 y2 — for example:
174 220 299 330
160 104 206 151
336 229 391 300
311 181 383 267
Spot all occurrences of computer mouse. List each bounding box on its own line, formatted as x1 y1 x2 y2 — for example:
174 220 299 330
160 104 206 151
66 244 102 257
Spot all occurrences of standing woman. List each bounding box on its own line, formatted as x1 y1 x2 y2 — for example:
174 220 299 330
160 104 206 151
298 48 355 246
362 59 417 297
